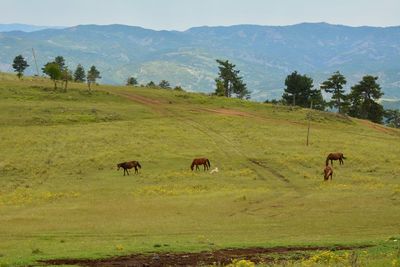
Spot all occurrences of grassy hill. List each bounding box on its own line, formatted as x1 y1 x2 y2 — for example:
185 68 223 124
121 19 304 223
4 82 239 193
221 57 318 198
0 73 399 266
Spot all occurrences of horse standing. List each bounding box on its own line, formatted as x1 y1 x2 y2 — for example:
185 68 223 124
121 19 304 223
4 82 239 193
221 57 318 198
117 161 142 176
191 158 211 171
326 152 346 166
324 165 333 181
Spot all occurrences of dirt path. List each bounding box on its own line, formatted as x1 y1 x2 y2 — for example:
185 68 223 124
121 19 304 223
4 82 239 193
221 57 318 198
39 245 372 266
358 119 399 135
103 90 168 114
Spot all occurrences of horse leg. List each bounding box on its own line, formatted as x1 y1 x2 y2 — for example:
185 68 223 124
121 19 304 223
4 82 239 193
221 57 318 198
127 169 130 176
123 169 126 176
196 165 199 171
135 166 138 174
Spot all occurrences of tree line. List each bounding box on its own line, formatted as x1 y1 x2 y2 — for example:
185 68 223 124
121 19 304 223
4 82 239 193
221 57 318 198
12 54 101 91
126 77 184 91
213 60 399 127
278 70 391 124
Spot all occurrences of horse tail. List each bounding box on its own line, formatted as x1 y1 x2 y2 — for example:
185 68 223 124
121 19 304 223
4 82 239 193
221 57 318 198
342 155 346 159
206 159 211 167
137 162 141 169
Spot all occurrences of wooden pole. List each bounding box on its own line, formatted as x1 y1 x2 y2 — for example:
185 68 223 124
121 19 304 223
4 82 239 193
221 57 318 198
306 100 313 146
32 48 39 76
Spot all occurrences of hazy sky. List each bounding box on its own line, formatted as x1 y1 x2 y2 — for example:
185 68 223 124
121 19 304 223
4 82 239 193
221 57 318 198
1 0 399 30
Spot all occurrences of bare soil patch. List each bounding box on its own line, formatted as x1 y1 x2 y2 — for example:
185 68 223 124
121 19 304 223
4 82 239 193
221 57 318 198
359 120 399 135
39 245 371 266
115 92 164 106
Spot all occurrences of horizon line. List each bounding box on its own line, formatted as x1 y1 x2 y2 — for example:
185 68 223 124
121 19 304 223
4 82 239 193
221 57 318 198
1 21 400 32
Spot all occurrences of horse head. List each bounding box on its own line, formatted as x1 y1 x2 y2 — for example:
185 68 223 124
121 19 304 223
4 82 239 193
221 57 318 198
324 165 333 180
190 161 195 171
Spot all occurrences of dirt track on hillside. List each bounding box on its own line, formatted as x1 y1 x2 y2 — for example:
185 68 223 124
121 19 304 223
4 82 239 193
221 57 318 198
39 245 372 266
359 119 399 135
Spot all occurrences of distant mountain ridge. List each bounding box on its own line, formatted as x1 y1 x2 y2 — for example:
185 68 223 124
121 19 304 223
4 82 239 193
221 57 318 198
0 23 65 32
0 22 399 100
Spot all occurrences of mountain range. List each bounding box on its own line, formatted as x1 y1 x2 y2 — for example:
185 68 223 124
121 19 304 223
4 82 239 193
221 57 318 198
0 23 399 100
0 23 65 32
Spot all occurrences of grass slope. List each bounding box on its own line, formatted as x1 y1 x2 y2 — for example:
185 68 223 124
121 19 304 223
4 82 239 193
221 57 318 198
0 73 399 266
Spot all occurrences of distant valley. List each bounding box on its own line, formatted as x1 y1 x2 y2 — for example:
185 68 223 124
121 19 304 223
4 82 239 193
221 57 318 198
0 22 399 100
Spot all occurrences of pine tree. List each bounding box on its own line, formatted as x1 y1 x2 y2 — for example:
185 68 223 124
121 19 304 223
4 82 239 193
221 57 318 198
146 81 156 87
320 71 348 113
54 56 66 71
215 59 250 99
12 55 29 79
87 66 101 90
282 71 318 108
74 64 86 82
348 75 384 123
126 76 138 86
158 80 171 89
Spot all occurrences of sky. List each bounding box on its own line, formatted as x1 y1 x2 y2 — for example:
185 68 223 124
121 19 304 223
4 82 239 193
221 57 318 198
0 0 399 30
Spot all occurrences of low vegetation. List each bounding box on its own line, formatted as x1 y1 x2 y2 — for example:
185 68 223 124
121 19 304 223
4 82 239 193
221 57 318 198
0 73 399 266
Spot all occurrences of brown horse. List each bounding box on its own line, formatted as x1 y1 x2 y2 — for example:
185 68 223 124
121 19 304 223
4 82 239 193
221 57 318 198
191 158 211 171
326 152 346 166
324 165 333 181
117 161 141 176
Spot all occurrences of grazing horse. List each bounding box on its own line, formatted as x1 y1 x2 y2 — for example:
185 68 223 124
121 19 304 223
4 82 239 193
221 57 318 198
324 165 333 181
117 161 141 176
326 152 346 166
191 158 211 171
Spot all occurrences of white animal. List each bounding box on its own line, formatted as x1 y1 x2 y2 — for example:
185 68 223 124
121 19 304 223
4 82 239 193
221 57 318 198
210 167 219 174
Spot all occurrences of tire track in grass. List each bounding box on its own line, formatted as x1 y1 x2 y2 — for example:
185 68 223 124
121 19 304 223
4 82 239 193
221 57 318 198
176 114 298 189
170 110 291 185
248 158 290 183
106 89 295 187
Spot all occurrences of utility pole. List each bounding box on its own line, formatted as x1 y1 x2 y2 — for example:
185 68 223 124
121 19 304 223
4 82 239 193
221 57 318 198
31 48 39 76
306 100 313 146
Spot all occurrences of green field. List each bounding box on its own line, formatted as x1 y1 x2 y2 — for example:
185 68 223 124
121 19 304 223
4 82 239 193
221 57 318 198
0 73 399 266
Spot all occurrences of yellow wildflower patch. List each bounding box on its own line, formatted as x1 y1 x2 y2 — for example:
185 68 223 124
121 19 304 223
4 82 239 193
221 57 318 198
226 259 255 267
